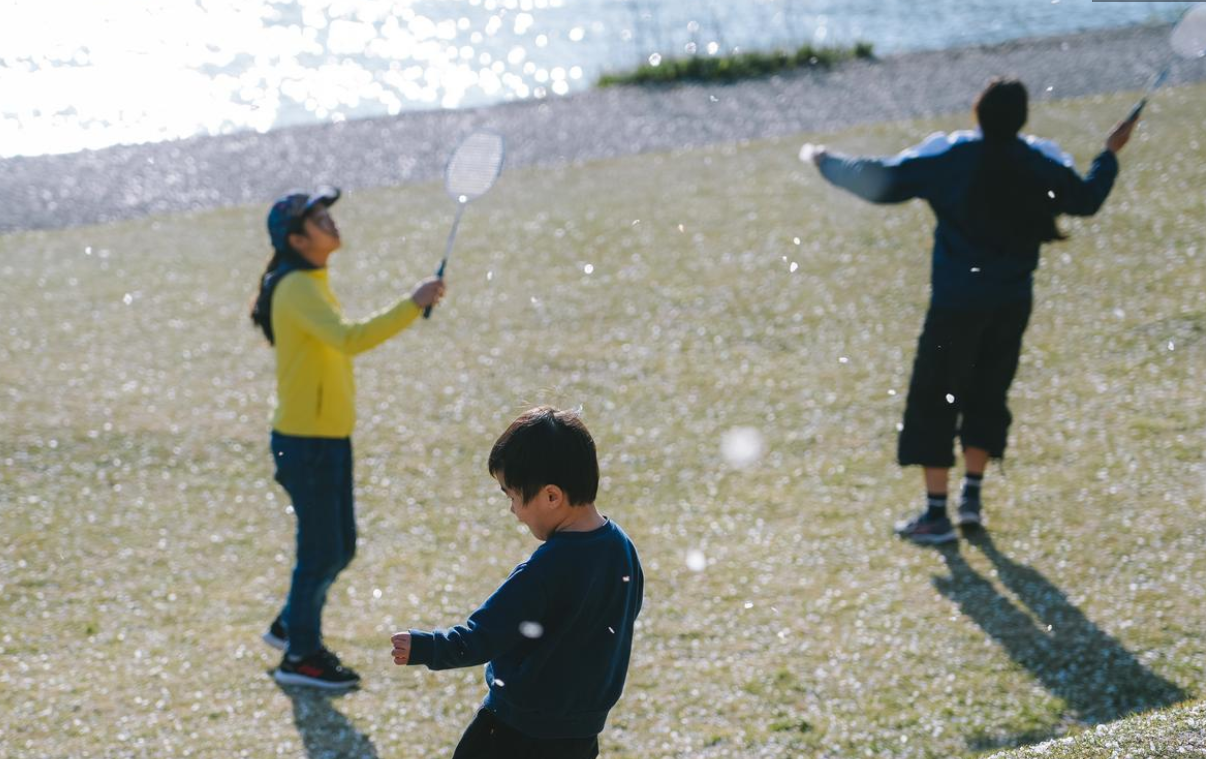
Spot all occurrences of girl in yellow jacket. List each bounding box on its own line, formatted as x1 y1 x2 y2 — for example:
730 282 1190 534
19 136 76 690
249 187 444 689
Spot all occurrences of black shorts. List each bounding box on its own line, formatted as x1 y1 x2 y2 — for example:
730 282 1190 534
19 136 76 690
452 709 599 759
897 300 1032 468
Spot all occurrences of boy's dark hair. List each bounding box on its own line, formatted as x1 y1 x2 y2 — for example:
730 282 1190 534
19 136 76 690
488 407 599 506
969 77 1066 245
974 77 1028 141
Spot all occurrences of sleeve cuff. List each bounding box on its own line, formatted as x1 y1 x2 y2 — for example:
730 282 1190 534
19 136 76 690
816 153 839 183
407 630 435 667
398 297 422 320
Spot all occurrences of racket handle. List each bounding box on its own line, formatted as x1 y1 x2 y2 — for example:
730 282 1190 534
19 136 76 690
1126 65 1168 124
423 261 446 320
1125 98 1147 124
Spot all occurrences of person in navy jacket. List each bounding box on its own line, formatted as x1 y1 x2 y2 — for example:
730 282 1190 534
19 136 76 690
803 77 1136 544
390 406 643 758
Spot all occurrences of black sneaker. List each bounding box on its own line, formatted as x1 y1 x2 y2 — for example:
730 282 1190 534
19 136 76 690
274 647 361 690
262 615 287 651
894 511 956 545
956 497 985 528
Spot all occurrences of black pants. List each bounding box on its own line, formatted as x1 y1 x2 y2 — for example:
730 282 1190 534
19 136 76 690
897 300 1032 468
452 710 599 759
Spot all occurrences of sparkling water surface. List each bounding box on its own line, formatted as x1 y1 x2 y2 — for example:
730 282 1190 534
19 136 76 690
0 0 1190 157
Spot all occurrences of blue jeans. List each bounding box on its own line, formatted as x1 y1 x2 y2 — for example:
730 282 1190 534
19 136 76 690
270 432 356 657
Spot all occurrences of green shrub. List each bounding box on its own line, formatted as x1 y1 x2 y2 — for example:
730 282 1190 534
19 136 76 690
598 42 874 87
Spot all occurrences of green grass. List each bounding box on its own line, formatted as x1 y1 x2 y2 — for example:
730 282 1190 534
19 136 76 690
988 700 1206 758
2 84 1205 758
598 41 873 87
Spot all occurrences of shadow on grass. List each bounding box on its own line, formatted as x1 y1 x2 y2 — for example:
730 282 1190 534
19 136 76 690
275 681 379 759
932 530 1188 753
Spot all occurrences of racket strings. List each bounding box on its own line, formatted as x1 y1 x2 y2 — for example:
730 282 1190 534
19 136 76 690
1170 6 1206 59
447 136 505 199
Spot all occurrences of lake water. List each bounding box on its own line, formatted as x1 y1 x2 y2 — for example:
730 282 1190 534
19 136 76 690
0 0 1191 158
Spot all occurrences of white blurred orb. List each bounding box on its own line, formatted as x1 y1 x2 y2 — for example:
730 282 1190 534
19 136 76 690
721 426 764 467
686 549 707 572
519 621 544 639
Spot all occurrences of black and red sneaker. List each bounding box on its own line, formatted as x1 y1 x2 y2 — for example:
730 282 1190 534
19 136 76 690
894 511 956 545
274 647 361 690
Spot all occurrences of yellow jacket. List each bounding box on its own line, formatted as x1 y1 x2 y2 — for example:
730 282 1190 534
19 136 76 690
271 268 420 438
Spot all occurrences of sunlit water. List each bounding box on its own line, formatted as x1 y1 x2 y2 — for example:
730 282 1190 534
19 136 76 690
0 0 1191 157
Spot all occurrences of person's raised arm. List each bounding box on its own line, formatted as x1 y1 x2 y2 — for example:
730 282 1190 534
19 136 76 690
803 142 933 204
278 275 444 356
1050 117 1134 217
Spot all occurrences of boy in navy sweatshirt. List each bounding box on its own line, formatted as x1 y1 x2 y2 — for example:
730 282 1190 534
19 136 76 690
390 406 644 758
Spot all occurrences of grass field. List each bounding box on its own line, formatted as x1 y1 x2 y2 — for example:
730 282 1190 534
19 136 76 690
992 699 1206 759
2 83 1204 758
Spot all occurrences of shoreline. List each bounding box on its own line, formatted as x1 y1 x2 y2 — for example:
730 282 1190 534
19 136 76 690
0 22 1199 234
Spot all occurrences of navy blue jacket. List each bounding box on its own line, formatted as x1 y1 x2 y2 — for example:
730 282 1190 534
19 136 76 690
408 518 643 740
817 131 1118 309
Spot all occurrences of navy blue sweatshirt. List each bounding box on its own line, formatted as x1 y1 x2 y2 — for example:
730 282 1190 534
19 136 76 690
817 130 1118 309
407 518 644 740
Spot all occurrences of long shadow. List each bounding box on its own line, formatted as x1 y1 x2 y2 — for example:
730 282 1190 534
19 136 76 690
931 531 1187 752
275 681 380 759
